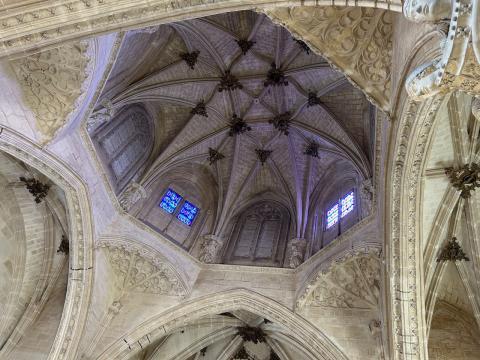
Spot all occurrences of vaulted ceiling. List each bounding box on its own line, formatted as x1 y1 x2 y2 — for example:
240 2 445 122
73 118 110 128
89 10 375 260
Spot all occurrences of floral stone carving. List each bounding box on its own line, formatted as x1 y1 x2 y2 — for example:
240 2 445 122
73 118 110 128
11 41 89 141
445 163 480 198
437 237 470 262
100 242 187 296
297 252 381 309
199 234 224 263
264 7 393 112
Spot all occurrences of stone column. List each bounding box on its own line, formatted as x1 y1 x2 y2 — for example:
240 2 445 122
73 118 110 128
287 238 307 268
198 234 224 264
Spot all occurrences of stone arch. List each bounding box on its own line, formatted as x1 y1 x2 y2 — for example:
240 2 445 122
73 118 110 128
96 288 348 360
0 128 94 360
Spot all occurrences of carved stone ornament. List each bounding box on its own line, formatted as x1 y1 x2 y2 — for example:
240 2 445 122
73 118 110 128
119 182 148 211
198 234 224 263
307 92 321 107
264 62 288 87
19 176 50 203
445 163 480 198
108 300 123 315
208 147 225 165
99 242 187 296
437 237 470 262
87 98 115 132
287 238 307 268
304 141 320 158
269 112 291 135
403 0 480 99
360 178 374 218
11 41 89 141
233 346 250 360
228 114 251 136
191 100 208 117
255 149 272 165
472 97 480 120
218 70 243 92
237 326 266 344
297 252 381 310
264 7 392 112
57 235 69 255
236 39 256 55
180 50 200 70
270 350 281 360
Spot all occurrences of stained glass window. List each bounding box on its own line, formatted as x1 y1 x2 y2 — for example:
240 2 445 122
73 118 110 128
159 188 182 214
177 201 199 226
326 204 339 229
340 191 355 218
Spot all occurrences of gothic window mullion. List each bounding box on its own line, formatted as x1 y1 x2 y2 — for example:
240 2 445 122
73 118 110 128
251 217 264 261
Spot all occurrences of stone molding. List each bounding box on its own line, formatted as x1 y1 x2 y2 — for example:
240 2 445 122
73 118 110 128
388 95 446 359
0 127 94 360
0 1 401 59
95 288 349 360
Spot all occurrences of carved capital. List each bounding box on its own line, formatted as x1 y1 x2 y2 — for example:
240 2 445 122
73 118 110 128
119 182 148 211
287 238 307 269
199 234 224 264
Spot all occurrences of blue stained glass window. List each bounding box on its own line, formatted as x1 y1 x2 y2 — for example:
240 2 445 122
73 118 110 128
177 201 199 226
159 188 182 214
326 204 339 229
340 191 355 218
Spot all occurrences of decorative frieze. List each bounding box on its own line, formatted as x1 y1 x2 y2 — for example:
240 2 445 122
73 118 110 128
208 147 225 165
180 50 200 70
445 163 480 198
255 149 272 165
269 112 291 135
264 62 288 87
228 114 251 136
219 70 243 92
19 176 50 203
437 237 470 262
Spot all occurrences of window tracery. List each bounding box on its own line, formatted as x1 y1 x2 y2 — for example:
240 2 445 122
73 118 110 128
225 202 289 267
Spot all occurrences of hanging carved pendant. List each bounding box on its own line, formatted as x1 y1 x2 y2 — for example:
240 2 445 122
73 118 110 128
19 176 50 203
208 147 225 165
236 39 255 55
228 114 251 136
269 112 291 135
307 91 321 107
57 235 69 255
237 326 266 344
304 141 320 158
191 101 208 117
437 237 469 262
218 70 243 92
180 50 200 70
445 163 480 198
233 347 250 360
264 62 288 87
294 38 311 54
255 149 272 165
